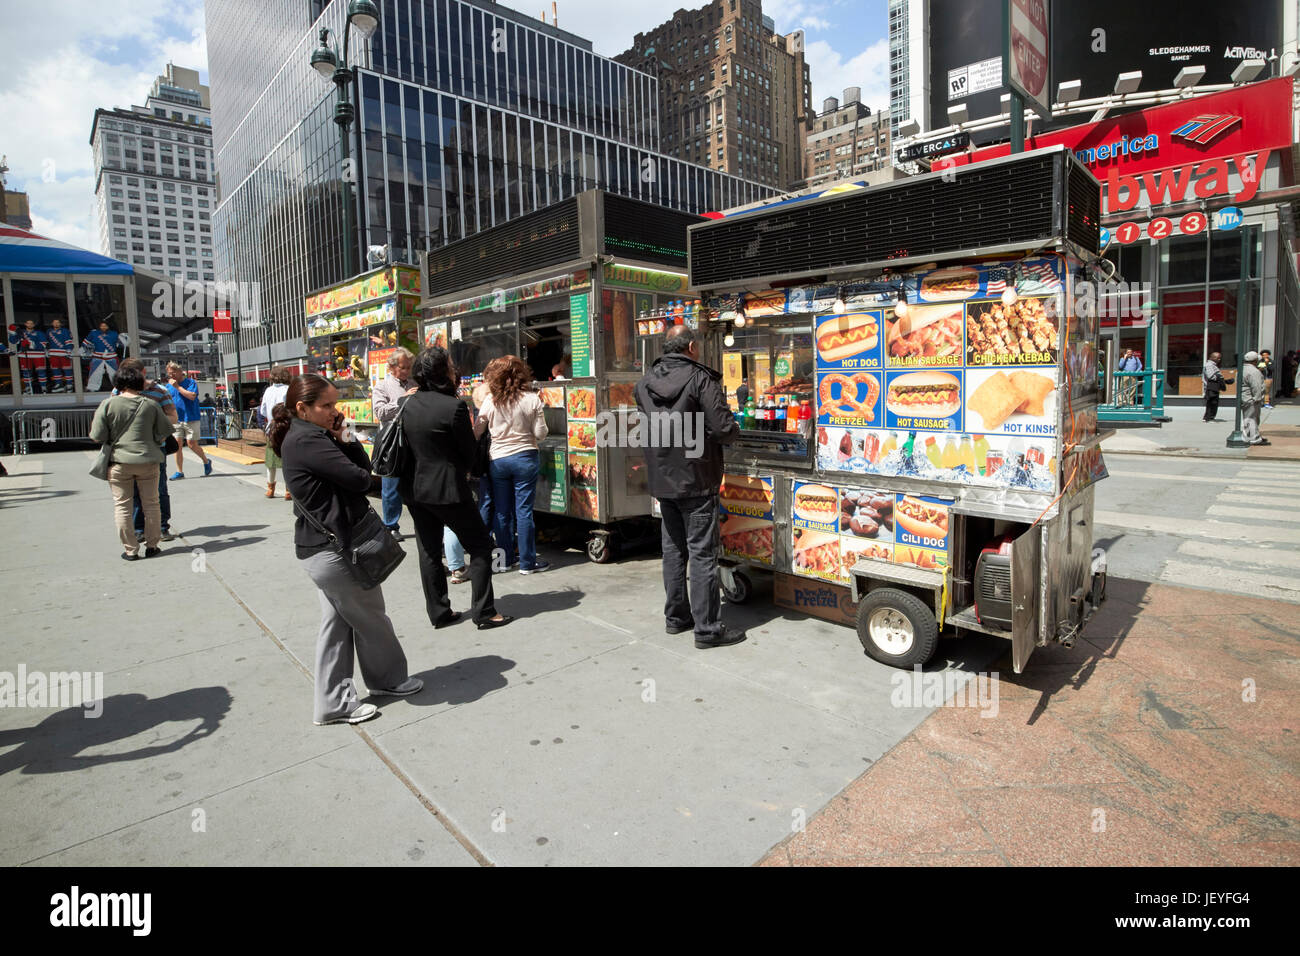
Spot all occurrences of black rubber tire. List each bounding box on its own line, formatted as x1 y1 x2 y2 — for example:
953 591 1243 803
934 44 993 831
586 534 614 564
721 569 752 604
856 587 939 669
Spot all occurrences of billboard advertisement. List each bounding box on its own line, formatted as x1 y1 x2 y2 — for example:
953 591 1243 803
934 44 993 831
929 0 1283 141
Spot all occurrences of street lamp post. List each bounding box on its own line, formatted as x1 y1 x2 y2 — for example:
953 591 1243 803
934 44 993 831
259 313 275 382
1226 225 1251 448
310 0 381 282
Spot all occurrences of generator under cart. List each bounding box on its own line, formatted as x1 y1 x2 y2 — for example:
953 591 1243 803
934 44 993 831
690 147 1111 673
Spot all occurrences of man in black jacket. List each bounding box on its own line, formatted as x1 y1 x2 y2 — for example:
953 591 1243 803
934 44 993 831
635 326 744 648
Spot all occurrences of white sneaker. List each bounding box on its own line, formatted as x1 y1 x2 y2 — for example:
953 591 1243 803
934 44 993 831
314 702 379 725
370 677 423 697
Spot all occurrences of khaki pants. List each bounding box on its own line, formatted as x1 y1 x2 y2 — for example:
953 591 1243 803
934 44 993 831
109 462 161 554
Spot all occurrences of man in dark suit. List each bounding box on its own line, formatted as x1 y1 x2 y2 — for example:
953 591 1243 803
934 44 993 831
399 347 512 631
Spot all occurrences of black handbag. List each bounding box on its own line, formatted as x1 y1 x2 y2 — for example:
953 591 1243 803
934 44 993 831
371 396 410 478
293 498 405 589
470 429 492 478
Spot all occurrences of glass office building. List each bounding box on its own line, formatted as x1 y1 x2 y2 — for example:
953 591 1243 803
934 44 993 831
207 0 776 372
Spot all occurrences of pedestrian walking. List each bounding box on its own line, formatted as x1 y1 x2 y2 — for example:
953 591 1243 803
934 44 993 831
474 356 550 574
1259 350 1275 408
1117 348 1143 405
1240 351 1270 446
1282 350 1298 399
470 379 496 536
371 347 416 540
634 325 744 649
114 359 178 543
1203 351 1231 422
259 365 292 500
165 362 212 478
89 362 173 561
399 347 512 630
271 373 423 726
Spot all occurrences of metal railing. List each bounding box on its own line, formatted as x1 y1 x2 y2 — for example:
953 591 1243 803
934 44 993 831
8 408 99 454
1099 369 1166 423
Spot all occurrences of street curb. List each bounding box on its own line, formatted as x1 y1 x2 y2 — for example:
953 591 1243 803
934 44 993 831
1101 446 1300 462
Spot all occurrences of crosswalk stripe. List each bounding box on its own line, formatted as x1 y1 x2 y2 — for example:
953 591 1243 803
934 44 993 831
1207 504 1300 523
1095 510 1297 544
1108 469 1293 488
1177 538 1300 571
1160 560 1300 602
1237 466 1297 477
1226 487 1300 499
1225 493 1300 507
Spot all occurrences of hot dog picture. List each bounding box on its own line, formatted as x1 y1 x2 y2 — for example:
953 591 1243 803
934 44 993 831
792 529 844 578
918 267 980 302
894 545 947 570
895 495 949 541
816 313 879 364
719 515 774 561
793 483 838 523
720 474 772 514
886 371 962 419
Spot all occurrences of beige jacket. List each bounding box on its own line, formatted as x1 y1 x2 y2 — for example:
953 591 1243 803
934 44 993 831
475 390 548 459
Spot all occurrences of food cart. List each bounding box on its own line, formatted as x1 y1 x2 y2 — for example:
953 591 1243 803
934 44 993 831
303 264 424 452
418 190 707 562
684 147 1110 672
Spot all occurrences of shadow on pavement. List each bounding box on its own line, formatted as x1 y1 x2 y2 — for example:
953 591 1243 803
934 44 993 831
496 588 585 619
0 490 80 506
178 524 270 538
0 688 233 776
986 575 1144 724
400 654 516 706
170 536 268 555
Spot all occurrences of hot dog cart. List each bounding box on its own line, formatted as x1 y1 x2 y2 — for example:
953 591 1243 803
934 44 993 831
685 147 1110 672
417 190 710 562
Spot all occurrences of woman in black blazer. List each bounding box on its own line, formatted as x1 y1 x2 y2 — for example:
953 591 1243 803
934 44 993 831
399 347 512 630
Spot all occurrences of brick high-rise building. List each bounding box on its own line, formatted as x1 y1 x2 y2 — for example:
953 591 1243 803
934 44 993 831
617 0 813 191
804 88 892 189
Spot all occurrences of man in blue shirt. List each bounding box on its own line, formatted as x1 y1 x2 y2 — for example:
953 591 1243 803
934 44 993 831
165 361 212 478
1117 349 1143 405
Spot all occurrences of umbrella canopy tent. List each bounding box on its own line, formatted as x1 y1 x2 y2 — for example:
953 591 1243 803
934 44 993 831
1 224 201 408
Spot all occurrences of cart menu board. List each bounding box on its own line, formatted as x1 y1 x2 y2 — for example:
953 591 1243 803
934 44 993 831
569 293 593 378
718 474 775 567
539 445 567 513
793 480 953 584
566 384 598 520
813 259 1063 494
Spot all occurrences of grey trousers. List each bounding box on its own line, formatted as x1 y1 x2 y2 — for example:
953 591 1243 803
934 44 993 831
1242 401 1263 443
301 550 411 723
660 493 723 638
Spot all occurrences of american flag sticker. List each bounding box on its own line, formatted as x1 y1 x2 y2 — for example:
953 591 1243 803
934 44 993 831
1021 260 1060 292
984 268 1008 296
1171 114 1242 146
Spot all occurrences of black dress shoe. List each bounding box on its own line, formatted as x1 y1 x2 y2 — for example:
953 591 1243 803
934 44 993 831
121 552 138 561
433 611 462 629
666 622 695 635
387 526 404 542
144 547 162 558
695 626 747 649
475 615 514 630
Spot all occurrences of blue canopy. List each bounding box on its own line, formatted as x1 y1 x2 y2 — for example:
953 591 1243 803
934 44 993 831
0 224 134 276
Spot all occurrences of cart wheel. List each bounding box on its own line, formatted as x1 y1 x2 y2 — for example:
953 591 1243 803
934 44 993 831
721 569 752 604
856 588 939 669
587 534 614 564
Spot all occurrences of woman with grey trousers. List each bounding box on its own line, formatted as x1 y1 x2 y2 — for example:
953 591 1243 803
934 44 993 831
270 373 422 726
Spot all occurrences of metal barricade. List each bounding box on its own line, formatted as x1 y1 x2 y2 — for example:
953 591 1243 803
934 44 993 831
1099 370 1167 423
199 405 218 443
9 407 99 454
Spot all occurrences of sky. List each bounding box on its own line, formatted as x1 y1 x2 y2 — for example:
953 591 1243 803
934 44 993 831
0 0 889 253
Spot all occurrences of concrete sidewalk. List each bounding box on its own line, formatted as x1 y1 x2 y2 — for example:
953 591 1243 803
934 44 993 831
761 577 1300 866
1102 399 1300 461
0 449 1007 866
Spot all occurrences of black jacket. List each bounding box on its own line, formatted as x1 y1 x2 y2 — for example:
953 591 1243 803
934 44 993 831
397 389 476 507
634 353 739 499
281 416 375 559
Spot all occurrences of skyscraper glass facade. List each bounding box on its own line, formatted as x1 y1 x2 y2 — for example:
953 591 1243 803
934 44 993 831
208 0 775 364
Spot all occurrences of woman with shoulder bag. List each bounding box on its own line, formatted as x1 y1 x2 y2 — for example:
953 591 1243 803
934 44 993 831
259 365 293 500
475 356 550 573
399 347 513 630
89 362 174 560
271 373 422 726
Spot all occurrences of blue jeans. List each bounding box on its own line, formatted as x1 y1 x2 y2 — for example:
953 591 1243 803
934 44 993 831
381 475 403 529
490 450 540 569
133 460 171 534
444 525 465 571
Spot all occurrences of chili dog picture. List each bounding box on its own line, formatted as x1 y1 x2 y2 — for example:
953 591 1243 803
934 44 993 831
719 474 774 518
884 304 963 368
894 494 951 550
918 266 980 302
884 370 962 430
815 311 881 369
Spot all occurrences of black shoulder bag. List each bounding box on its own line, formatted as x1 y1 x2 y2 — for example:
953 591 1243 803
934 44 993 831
293 496 405 589
371 395 410 478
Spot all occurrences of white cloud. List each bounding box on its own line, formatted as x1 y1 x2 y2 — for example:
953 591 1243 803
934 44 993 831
0 0 206 252
804 37 891 115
